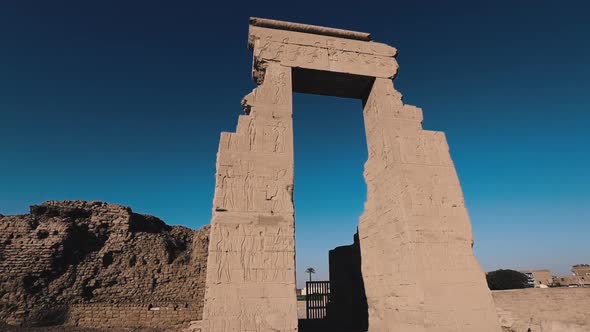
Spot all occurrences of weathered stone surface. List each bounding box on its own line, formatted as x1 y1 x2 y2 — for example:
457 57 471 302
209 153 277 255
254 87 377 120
359 78 500 332
250 17 372 41
493 288 590 332
200 62 298 332
202 17 501 332
0 200 209 330
249 26 398 80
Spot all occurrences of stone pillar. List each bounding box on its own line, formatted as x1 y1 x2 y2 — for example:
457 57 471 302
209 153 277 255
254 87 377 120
200 63 297 332
358 78 501 331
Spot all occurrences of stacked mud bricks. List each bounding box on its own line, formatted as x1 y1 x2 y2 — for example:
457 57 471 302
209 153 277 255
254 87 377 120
0 200 209 330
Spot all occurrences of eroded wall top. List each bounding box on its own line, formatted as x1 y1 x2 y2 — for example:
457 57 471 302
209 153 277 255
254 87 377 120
248 17 399 81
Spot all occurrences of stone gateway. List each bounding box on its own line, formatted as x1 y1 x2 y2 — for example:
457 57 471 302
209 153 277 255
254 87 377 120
200 18 501 332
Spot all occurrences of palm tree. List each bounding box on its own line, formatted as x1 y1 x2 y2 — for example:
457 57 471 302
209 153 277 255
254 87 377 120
305 267 316 282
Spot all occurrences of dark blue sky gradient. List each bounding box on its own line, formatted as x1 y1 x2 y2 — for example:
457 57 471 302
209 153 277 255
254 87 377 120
1 1 589 285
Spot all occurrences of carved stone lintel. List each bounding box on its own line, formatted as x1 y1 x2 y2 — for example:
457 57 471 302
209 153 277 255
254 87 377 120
249 17 371 41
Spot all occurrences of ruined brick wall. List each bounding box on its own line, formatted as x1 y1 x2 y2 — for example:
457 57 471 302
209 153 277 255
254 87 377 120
493 288 590 332
0 200 209 330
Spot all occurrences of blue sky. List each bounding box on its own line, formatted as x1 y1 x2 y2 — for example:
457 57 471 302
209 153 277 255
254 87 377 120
1 1 588 286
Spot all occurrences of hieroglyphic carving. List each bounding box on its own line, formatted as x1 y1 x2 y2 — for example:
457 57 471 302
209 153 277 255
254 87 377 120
202 18 500 332
243 161 255 211
265 168 289 212
253 39 398 78
272 71 289 106
249 25 397 57
359 78 500 331
270 121 286 153
247 117 256 151
219 167 235 210
214 157 293 214
201 63 297 332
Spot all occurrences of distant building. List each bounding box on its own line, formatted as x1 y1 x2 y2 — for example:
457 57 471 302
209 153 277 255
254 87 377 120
572 264 590 286
552 275 579 287
572 264 590 278
519 269 552 287
299 287 308 296
552 264 590 287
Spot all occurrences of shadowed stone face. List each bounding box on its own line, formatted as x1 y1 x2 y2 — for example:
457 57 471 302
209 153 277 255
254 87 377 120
200 17 501 332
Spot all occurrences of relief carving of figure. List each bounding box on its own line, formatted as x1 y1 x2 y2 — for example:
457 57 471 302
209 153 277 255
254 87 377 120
243 161 255 211
265 182 279 212
273 72 288 105
272 122 286 153
304 45 321 64
288 46 303 62
221 167 235 210
258 37 284 61
247 117 256 151
268 168 290 212
215 249 232 283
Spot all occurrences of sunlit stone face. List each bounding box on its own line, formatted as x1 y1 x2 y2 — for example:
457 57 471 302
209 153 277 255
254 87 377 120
199 17 501 332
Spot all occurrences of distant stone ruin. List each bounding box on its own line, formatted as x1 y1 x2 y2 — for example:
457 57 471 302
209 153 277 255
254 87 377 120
0 200 209 330
199 17 501 331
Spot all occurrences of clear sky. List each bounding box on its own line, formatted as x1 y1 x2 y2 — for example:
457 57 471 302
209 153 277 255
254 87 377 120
1 1 588 287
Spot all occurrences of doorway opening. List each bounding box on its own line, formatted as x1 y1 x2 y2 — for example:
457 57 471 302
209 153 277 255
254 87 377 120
292 69 372 330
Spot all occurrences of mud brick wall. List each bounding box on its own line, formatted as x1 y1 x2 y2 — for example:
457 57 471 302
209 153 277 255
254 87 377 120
0 200 209 329
66 302 202 329
493 288 590 332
